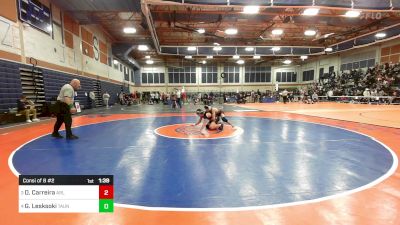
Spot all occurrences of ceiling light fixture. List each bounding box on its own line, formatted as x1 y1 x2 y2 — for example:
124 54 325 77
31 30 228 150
145 55 151 59
243 5 260 14
271 47 281 51
213 46 222 51
283 59 292 64
113 60 119 65
146 60 154 65
138 45 149 51
225 28 238 35
201 60 206 64
325 47 333 52
123 27 136 34
245 47 254 51
344 10 361 18
207 55 213 59
236 60 244 64
302 8 320 16
187 46 197 51
271 29 284 35
375 32 386 38
300 55 308 60
304 30 317 36
197 28 205 34
184 55 192 59
323 33 335 38
233 55 240 59
253 55 261 59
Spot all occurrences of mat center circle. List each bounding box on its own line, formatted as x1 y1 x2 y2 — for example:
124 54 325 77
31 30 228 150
154 123 243 139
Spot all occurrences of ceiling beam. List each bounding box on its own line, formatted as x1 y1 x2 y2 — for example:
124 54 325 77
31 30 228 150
144 0 400 12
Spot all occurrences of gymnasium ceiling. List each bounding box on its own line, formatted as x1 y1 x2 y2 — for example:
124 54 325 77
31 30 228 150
53 0 400 66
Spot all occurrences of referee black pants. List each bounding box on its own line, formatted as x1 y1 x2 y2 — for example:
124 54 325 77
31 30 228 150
52 101 73 137
283 96 288 104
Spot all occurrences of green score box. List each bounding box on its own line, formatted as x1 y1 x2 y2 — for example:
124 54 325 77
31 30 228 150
99 199 114 213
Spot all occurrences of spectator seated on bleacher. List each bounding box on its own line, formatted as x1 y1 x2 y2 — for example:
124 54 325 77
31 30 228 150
362 88 371 103
312 92 319 103
390 90 400 104
202 93 209 105
303 95 314 104
309 63 400 104
17 95 40 123
236 92 246 104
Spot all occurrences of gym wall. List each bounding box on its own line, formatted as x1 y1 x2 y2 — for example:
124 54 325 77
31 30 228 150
0 0 133 86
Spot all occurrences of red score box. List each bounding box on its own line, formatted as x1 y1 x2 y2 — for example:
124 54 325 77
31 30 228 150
99 185 114 199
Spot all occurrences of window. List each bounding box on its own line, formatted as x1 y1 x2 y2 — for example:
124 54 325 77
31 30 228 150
160 73 165 83
124 68 129 81
142 73 147 83
302 70 314 81
367 59 375 67
148 73 154 83
276 71 296 82
329 66 334 74
360 60 367 68
131 70 134 82
154 73 159 83
319 68 324 78
223 65 240 83
340 58 375 71
353 61 360 69
201 65 218 83
141 73 165 84
244 66 271 83
168 65 196 83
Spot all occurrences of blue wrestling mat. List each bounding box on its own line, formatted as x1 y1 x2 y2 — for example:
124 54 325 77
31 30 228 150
11 116 394 208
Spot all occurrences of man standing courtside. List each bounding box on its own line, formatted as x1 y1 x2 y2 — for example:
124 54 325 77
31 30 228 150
52 79 81 140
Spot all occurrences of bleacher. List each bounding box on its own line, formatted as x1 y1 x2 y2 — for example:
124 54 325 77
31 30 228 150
310 63 400 104
43 69 94 109
0 60 22 113
0 58 128 125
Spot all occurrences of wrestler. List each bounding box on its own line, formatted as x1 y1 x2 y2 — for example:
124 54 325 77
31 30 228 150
204 105 234 127
194 109 223 131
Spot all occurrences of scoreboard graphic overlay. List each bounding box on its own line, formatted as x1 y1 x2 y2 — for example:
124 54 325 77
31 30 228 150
19 175 113 213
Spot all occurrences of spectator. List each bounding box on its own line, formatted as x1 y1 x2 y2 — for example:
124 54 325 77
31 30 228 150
119 92 124 105
281 89 289 104
363 88 371 103
155 92 160 104
176 89 182 108
312 92 319 103
89 91 96 108
17 95 39 123
102 92 110 108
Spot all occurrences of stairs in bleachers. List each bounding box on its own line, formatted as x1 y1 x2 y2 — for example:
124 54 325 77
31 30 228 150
93 79 103 107
19 65 46 113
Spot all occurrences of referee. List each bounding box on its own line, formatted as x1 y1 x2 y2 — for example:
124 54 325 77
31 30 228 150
52 79 81 140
